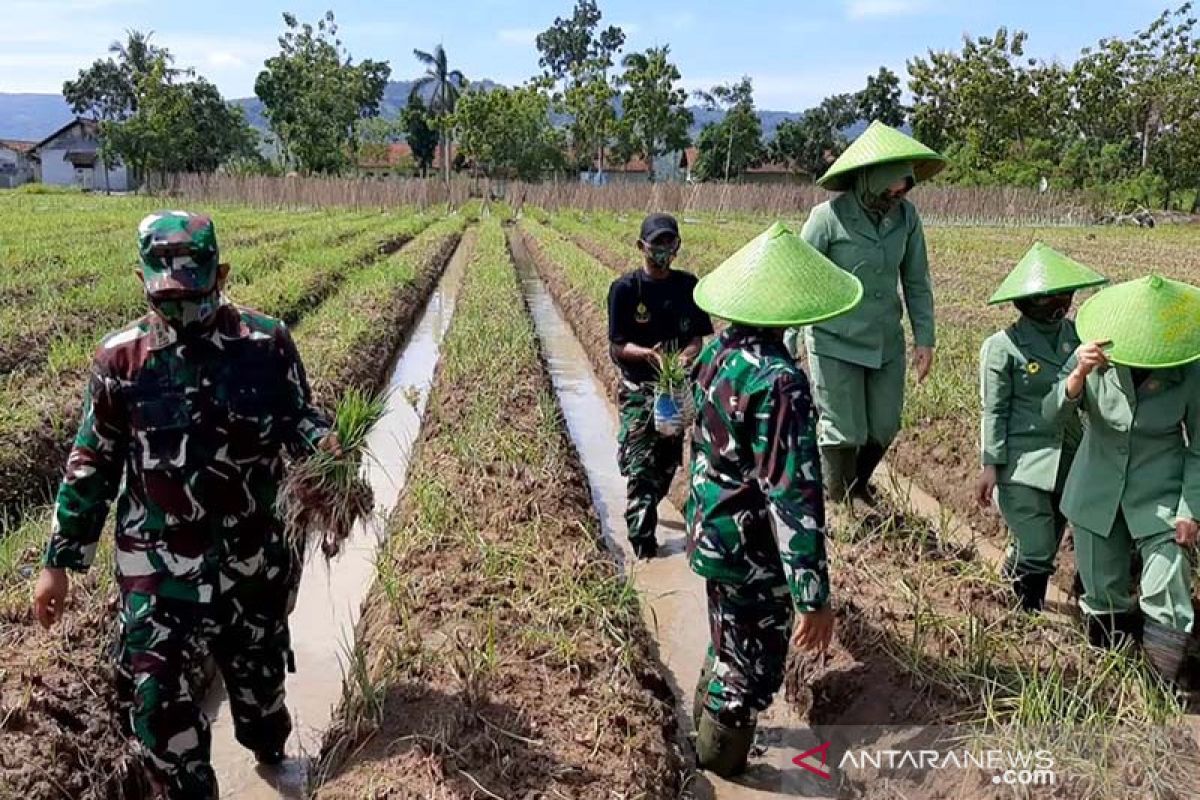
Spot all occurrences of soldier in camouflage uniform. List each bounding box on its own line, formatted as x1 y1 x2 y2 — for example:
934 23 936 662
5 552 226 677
608 213 713 559
33 211 338 799
686 222 861 777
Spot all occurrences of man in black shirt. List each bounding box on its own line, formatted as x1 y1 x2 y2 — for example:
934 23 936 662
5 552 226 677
608 213 714 558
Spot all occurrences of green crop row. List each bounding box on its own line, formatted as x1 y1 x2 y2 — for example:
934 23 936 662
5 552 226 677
314 217 679 798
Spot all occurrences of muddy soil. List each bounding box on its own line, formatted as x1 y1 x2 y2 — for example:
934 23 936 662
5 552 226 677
0 578 148 800
313 227 681 798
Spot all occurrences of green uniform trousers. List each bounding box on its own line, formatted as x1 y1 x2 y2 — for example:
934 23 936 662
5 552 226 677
1075 514 1194 633
996 458 1072 578
807 351 906 449
119 586 293 799
699 578 794 726
617 383 683 545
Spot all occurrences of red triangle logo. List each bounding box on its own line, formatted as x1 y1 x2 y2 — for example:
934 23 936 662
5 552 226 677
793 741 833 779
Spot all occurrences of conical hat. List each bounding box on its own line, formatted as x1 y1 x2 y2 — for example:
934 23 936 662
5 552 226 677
987 242 1108 304
817 121 946 191
693 222 863 327
1075 275 1200 368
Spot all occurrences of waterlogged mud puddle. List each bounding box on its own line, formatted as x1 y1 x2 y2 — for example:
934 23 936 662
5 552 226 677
202 233 473 799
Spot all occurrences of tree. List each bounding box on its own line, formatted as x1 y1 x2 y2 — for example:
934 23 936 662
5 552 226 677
908 28 1064 162
692 78 762 181
613 46 692 181
411 44 467 184
453 85 565 181
63 30 181 192
102 58 257 183
536 0 626 175
770 93 857 179
401 97 439 178
255 11 391 174
856 67 906 127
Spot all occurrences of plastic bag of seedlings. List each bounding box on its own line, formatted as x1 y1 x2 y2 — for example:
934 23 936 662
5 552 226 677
652 350 694 437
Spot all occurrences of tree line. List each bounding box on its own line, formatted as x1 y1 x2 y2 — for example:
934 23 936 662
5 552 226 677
61 2 1200 210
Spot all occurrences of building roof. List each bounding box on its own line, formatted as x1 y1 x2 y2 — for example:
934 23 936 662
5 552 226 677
0 139 36 154
359 141 456 169
31 118 100 153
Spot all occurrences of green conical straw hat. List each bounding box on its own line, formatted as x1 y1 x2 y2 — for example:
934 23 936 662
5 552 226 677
817 120 946 191
1076 275 1200 368
987 242 1108 304
693 222 863 327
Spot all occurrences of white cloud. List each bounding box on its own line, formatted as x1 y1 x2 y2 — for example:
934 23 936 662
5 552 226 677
497 28 539 46
206 51 245 69
845 0 928 20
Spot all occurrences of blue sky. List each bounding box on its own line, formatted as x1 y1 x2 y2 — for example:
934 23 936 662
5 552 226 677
0 0 1173 110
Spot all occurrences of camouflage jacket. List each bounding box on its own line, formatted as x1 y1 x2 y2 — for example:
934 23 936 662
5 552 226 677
685 327 830 612
44 301 330 602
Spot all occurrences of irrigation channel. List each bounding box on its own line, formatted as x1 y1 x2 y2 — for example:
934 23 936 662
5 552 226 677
509 229 825 799
202 233 473 798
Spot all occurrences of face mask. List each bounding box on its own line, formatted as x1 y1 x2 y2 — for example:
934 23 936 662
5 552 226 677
1015 292 1073 324
148 288 222 333
648 246 675 268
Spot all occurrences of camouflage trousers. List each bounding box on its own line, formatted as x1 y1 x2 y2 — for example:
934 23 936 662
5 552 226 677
617 383 683 545
699 578 795 726
117 584 293 799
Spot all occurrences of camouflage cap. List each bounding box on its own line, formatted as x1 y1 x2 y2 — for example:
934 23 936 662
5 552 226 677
138 211 220 295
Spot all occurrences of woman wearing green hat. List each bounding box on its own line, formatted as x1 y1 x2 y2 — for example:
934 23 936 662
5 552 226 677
1044 275 1200 681
685 222 861 776
794 121 945 503
976 243 1108 612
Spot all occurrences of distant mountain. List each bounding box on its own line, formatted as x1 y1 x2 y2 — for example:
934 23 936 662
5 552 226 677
1 79 852 146
0 94 76 141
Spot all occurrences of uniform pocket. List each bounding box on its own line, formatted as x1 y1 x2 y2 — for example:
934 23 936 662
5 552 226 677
131 392 190 469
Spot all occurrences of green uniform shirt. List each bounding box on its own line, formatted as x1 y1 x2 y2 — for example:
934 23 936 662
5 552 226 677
800 194 935 369
979 317 1081 491
685 328 830 612
1045 359 1200 538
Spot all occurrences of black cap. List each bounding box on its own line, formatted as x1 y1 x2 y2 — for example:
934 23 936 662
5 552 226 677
639 213 680 245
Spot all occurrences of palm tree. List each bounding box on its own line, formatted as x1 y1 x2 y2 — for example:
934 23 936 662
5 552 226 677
410 45 467 184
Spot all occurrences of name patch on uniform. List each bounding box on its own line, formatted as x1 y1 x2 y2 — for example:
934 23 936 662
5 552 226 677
635 302 650 324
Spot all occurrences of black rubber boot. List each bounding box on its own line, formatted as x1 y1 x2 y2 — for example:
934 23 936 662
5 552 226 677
1012 572 1050 613
254 749 285 766
631 538 658 560
1087 612 1143 649
1143 620 1189 684
696 710 756 778
820 446 857 504
852 441 887 504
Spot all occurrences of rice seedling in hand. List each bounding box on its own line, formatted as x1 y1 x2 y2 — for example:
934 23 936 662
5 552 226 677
280 387 387 559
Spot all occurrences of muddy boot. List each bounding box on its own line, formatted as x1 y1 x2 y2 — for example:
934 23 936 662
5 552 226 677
693 652 715 733
852 441 887 505
1087 611 1142 649
695 710 756 778
1012 572 1050 613
1143 620 1189 684
820 446 857 505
